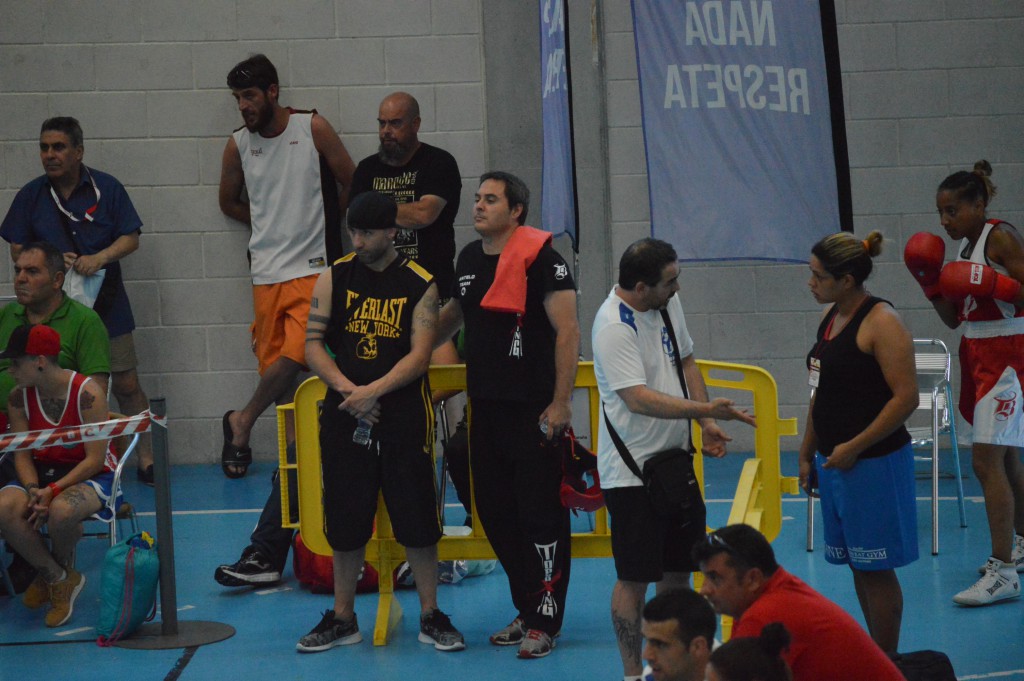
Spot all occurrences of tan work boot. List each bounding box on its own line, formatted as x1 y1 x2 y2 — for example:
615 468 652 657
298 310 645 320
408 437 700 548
22 574 50 609
45 568 85 627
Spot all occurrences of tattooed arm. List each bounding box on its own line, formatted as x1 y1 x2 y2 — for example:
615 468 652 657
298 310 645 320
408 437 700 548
16 379 106 526
305 269 359 400
8 388 40 493
10 392 49 529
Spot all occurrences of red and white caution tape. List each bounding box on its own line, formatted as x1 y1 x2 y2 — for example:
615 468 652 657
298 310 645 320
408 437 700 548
0 410 166 454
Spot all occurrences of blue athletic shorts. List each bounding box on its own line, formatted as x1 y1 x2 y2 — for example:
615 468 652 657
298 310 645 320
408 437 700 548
1 461 119 521
816 443 918 571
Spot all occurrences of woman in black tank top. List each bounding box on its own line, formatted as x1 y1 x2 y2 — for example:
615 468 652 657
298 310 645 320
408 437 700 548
798 231 919 655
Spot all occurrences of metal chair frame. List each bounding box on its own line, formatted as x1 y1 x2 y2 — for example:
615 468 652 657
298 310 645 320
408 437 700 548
83 419 141 547
806 338 967 555
907 338 968 554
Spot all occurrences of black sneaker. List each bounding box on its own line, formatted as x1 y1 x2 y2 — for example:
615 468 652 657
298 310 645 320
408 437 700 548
214 546 281 587
296 610 362 652
418 609 465 652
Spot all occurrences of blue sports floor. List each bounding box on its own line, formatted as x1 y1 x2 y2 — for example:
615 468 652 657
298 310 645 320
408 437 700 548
2 451 1022 680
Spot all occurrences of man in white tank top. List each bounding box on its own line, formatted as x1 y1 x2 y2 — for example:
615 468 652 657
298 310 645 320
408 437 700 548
214 54 354 588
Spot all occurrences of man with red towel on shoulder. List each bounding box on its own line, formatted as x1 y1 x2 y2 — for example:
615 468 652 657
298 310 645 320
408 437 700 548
437 171 580 659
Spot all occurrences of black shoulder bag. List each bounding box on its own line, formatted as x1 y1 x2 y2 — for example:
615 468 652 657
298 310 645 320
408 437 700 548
888 650 957 681
603 309 706 528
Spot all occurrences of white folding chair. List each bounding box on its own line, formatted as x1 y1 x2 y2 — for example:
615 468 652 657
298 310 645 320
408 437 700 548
908 338 967 555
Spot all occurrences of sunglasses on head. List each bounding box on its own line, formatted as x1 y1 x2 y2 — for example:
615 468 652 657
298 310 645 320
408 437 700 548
707 532 736 554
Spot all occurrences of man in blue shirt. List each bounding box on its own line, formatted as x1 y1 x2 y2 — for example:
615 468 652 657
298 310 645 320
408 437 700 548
0 117 154 484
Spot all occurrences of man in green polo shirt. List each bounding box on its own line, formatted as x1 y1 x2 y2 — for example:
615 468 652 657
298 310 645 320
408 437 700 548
0 240 110 595
0 240 109 415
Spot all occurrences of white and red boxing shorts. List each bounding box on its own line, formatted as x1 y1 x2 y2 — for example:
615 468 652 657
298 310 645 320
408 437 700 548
959 330 1024 446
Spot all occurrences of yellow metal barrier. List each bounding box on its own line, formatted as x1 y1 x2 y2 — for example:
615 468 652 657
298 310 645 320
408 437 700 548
696 362 800 640
278 360 798 645
699 362 801 541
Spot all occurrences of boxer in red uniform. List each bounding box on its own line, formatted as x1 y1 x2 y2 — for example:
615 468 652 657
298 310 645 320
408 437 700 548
904 160 1024 606
0 324 116 627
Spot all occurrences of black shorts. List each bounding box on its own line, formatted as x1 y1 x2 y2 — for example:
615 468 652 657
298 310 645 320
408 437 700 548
319 415 442 552
604 486 706 582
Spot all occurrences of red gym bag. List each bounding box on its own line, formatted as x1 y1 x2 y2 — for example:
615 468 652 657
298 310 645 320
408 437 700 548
292 533 380 594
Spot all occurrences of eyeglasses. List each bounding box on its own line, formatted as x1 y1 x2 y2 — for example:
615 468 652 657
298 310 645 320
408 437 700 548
231 68 253 80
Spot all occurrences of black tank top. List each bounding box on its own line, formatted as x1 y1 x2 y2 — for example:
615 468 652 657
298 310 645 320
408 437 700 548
323 254 434 445
807 297 910 459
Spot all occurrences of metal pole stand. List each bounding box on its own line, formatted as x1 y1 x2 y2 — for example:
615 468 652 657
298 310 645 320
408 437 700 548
114 398 235 650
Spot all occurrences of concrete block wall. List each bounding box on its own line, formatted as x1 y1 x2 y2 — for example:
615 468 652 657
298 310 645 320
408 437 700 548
0 1 485 463
599 1 1024 452
1 1 1022 460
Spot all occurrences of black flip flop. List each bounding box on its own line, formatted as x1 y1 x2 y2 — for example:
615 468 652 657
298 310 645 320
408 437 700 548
221 410 252 479
136 464 155 486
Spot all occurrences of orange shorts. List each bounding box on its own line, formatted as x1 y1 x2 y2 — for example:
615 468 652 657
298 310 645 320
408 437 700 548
251 276 317 375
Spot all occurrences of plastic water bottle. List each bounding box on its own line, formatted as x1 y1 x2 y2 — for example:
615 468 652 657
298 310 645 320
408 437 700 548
352 419 372 445
438 560 469 584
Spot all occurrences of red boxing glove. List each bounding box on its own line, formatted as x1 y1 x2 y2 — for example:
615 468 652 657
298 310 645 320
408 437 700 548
903 232 945 300
939 260 1022 303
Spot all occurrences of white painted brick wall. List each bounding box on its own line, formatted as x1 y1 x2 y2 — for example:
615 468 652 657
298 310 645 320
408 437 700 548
337 0 432 37
602 1 1024 452
0 1 486 464
431 0 482 35
237 0 336 40
2 2 1022 463
0 4 45 44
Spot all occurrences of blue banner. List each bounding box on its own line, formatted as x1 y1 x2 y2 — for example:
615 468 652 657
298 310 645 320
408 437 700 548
632 0 847 262
539 0 578 250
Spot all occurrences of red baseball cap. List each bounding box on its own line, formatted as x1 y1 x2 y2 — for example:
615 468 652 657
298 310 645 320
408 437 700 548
0 325 61 359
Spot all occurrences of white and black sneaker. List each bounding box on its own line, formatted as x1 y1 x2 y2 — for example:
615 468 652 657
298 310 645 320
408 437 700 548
954 558 1021 606
296 610 362 652
214 546 281 587
418 609 465 652
976 534 1024 574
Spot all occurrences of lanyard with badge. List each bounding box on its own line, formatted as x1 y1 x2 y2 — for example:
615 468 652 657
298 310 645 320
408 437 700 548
807 310 842 389
49 165 101 230
49 165 112 312
808 296 869 390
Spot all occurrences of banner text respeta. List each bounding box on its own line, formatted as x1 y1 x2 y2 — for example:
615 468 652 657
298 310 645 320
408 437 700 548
632 0 849 262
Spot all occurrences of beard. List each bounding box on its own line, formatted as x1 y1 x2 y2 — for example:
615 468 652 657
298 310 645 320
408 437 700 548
245 101 275 133
377 139 411 165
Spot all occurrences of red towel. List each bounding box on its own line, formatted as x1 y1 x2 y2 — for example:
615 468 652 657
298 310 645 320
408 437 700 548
480 226 552 315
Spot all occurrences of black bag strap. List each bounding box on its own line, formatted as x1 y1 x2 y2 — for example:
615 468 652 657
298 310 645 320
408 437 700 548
661 309 689 399
660 308 694 454
602 405 644 481
602 308 695 481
